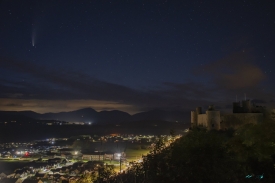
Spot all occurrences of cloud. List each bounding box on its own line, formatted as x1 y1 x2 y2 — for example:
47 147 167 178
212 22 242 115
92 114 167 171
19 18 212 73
160 82 217 100
198 51 266 90
0 98 139 114
0 57 214 113
219 64 265 89
190 50 275 110
251 99 266 104
0 58 168 112
4 103 23 107
0 55 274 114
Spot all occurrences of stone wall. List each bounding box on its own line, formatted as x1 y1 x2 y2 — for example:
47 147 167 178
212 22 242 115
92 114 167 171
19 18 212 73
220 113 263 130
271 109 275 120
191 111 197 127
197 114 207 127
206 111 220 130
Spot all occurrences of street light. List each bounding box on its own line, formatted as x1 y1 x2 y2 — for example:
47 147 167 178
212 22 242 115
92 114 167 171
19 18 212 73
117 153 121 173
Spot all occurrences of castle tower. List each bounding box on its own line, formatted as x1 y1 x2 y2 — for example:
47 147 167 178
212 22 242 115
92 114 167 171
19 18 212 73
206 105 220 130
191 107 202 127
242 100 252 113
196 107 202 115
191 111 197 127
233 101 241 113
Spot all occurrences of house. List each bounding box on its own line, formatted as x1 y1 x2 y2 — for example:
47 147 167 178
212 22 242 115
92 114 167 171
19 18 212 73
0 173 7 179
104 151 114 160
82 151 125 161
34 173 47 179
82 152 104 161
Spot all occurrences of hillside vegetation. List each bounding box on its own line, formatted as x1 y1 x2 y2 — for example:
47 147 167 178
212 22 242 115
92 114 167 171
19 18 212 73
102 122 275 182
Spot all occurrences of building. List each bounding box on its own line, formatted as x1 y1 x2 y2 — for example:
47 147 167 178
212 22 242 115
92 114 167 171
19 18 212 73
82 152 105 161
82 151 125 161
191 100 265 130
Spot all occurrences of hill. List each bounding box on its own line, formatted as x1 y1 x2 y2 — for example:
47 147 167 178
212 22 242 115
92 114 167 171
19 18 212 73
0 108 190 125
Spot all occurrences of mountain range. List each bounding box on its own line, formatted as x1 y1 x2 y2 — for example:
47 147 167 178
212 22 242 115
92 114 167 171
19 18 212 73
0 108 190 125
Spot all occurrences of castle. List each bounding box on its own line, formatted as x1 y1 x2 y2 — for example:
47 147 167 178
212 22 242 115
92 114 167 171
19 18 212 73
191 100 265 130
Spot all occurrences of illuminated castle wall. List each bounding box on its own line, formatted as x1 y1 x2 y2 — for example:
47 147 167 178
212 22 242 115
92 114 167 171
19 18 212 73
191 100 264 130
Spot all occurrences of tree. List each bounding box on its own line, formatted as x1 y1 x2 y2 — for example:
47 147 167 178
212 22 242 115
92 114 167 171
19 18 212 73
104 124 275 182
227 122 275 181
98 166 116 183
76 172 97 183
71 140 91 150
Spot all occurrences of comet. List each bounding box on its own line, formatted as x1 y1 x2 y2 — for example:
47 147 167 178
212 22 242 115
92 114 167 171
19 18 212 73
32 37 35 47
31 24 36 47
31 31 36 47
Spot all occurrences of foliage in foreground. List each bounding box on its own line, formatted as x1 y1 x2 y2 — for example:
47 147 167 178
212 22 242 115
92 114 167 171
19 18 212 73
76 122 275 182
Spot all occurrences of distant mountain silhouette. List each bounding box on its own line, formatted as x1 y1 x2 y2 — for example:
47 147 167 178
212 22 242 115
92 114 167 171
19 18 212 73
0 108 190 124
98 110 132 124
0 109 191 142
38 108 98 122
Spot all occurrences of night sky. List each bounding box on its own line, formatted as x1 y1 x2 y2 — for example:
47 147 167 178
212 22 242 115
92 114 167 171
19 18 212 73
1 0 275 114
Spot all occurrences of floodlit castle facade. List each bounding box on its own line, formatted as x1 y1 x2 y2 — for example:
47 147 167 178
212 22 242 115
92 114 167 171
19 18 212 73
191 100 265 130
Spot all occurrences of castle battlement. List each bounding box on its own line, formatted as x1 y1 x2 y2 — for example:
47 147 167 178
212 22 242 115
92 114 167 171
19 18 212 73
191 100 264 130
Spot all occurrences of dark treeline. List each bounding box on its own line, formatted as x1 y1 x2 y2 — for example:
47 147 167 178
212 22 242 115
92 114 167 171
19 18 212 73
100 122 275 183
